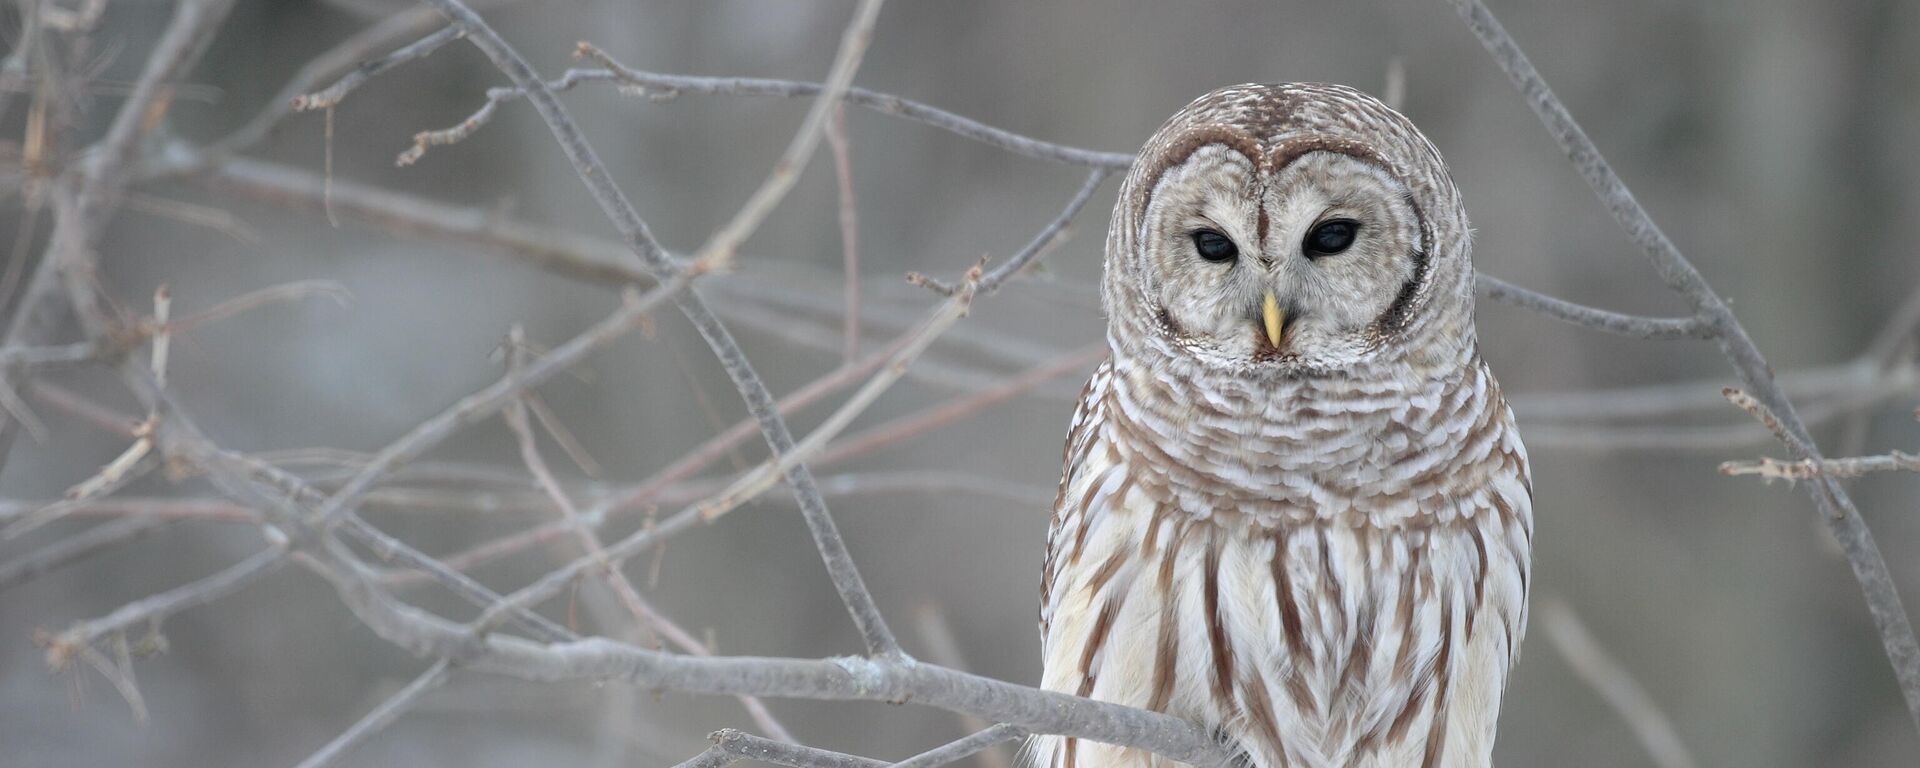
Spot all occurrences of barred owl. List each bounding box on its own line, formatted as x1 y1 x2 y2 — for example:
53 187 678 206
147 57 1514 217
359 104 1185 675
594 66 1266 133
1036 84 1532 768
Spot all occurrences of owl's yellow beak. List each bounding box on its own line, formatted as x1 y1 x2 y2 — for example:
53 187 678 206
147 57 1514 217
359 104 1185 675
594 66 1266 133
1262 291 1285 348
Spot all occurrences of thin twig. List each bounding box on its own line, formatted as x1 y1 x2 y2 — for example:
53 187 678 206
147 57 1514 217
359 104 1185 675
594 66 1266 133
291 25 464 111
1720 387 1797 447
815 344 1104 468
1720 451 1920 482
913 169 1110 297
5 438 159 538
162 280 351 335
76 641 148 725
911 606 1011 768
1476 273 1708 340
890 725 1027 768
180 0 526 171
524 393 603 479
705 729 885 768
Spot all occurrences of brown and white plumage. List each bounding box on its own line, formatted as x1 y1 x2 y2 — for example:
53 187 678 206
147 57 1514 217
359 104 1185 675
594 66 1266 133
1035 84 1532 768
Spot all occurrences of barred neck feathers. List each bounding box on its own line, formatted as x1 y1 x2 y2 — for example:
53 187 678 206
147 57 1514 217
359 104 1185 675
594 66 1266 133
1099 336 1509 529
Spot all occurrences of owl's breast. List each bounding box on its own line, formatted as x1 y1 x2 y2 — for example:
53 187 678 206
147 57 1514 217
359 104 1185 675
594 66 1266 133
1037 438 1532 768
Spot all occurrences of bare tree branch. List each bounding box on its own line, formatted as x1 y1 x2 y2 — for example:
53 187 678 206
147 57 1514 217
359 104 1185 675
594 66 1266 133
891 725 1027 768
1720 450 1920 482
291 26 465 112
827 104 863 363
1542 601 1698 768
913 169 1111 297
1475 274 1708 340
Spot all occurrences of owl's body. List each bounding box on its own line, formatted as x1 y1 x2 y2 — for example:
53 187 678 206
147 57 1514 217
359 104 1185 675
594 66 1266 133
1035 84 1532 768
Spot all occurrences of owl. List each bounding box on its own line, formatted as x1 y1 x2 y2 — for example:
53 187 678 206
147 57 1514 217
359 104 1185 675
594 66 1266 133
1035 84 1533 768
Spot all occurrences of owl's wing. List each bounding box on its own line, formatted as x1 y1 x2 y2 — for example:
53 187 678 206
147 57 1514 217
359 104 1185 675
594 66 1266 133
1039 357 1113 638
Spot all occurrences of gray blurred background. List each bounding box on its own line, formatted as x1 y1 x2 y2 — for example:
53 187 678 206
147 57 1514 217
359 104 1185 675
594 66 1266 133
2 0 1919 765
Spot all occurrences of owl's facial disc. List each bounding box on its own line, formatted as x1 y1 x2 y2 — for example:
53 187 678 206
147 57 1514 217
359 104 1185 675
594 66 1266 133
1141 145 1427 372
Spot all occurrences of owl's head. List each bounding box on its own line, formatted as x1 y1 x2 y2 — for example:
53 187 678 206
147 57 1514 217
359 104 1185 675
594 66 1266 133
1104 83 1475 377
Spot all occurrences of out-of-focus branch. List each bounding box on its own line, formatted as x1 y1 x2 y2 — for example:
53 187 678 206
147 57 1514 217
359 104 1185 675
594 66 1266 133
687 0 886 273
1446 0 1920 728
892 725 1026 768
291 659 452 768
1541 600 1698 768
692 729 884 768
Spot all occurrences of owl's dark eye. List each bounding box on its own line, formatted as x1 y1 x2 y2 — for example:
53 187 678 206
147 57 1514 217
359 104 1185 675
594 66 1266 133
1190 229 1239 263
1303 219 1359 258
